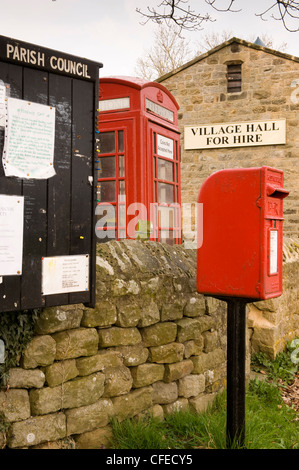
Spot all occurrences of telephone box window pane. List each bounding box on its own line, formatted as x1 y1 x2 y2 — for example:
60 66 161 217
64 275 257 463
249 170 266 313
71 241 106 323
119 180 125 202
158 159 174 181
98 156 116 178
158 182 174 203
119 155 125 177
158 206 174 228
97 206 116 227
100 132 115 153
118 130 124 153
119 205 126 226
98 181 116 202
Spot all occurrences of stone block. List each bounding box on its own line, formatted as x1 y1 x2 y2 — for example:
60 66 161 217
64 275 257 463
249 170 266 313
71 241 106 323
35 305 83 334
111 279 140 296
0 389 30 422
178 374 205 398
161 298 185 321
52 328 99 360
183 338 204 358
115 298 141 327
81 301 117 327
191 349 226 374
162 398 189 416
76 350 123 376
22 335 56 369
189 393 217 414
138 298 160 327
152 381 178 404
184 296 206 317
149 342 184 363
164 360 194 383
7 412 66 448
7 368 45 389
112 386 153 421
140 322 177 347
74 426 114 449
30 372 105 415
65 398 114 435
98 327 141 347
203 331 218 353
112 344 149 367
176 317 214 342
44 359 79 387
103 366 133 397
131 363 165 388
136 404 164 422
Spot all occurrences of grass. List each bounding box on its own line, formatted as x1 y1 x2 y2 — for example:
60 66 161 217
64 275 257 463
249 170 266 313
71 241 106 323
109 341 299 450
109 385 299 449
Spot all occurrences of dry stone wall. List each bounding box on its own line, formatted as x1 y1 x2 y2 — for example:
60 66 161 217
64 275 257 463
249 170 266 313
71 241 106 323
0 241 227 449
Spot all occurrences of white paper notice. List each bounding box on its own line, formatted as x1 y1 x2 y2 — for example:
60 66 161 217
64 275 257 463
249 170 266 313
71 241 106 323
2 98 56 179
42 254 90 295
0 195 24 276
0 83 6 127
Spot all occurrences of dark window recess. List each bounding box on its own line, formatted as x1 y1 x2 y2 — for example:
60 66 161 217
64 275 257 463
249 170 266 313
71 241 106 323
227 64 242 93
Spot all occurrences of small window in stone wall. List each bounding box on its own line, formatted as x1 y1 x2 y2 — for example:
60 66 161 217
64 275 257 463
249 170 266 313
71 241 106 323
227 63 242 93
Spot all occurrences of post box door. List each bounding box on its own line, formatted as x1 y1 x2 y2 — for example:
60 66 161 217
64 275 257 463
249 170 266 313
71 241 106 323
260 167 288 298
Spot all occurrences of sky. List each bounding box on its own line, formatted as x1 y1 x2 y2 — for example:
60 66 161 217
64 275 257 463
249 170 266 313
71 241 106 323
0 0 298 78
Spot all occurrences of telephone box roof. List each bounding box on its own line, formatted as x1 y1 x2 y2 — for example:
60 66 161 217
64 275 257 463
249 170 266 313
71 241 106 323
100 75 179 109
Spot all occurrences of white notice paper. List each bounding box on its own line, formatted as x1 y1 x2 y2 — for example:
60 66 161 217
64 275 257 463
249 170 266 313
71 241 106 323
0 195 24 275
42 254 90 295
2 98 56 179
0 83 6 127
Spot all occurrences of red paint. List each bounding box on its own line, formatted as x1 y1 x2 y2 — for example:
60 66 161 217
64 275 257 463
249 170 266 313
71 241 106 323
197 166 289 300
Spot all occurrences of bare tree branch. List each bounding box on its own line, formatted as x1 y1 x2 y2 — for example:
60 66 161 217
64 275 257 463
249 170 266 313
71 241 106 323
205 0 241 13
137 0 299 32
136 0 214 35
255 0 299 32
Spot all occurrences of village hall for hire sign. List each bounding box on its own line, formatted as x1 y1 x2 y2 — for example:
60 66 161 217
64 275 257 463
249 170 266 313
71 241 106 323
184 119 286 150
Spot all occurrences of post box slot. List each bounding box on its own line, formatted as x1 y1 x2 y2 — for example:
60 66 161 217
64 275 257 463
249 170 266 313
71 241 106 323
266 185 289 199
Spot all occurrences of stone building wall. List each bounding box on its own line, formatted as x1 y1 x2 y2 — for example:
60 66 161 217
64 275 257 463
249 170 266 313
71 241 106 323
1 239 298 449
157 37 299 245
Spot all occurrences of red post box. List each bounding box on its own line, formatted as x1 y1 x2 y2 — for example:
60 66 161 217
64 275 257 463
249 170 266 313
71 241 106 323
197 166 289 300
97 76 181 245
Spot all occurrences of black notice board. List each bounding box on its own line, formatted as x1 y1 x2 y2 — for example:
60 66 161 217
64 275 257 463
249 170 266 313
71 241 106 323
0 35 103 312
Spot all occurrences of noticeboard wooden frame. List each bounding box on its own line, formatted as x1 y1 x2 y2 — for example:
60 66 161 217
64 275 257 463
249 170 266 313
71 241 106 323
0 35 103 312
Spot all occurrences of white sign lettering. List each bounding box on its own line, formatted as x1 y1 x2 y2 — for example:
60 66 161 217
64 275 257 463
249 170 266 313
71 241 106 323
99 97 130 112
157 134 174 159
184 119 286 149
6 44 91 79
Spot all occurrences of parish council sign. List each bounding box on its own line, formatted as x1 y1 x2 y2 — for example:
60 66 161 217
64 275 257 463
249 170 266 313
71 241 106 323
184 119 286 149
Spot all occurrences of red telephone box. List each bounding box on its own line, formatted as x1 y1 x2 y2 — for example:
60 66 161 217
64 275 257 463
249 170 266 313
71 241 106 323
97 76 181 245
197 166 289 300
